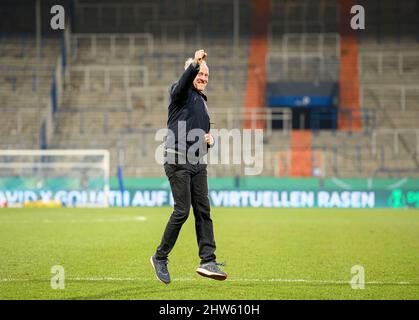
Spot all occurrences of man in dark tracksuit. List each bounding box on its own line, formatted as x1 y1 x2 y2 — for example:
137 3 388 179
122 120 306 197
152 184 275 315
150 49 227 284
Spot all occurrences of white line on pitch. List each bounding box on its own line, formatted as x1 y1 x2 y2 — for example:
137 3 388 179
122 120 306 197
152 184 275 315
0 277 414 285
0 216 147 224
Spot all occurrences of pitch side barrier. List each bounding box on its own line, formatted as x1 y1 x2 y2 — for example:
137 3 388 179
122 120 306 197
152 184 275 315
1 178 417 209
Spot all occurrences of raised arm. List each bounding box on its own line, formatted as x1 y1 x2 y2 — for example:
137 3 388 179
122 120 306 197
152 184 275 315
171 49 207 103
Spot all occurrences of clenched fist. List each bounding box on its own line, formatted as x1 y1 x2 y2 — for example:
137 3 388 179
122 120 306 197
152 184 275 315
204 133 214 146
194 49 207 65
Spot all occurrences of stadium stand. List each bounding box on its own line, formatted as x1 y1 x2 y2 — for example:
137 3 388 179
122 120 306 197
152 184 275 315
0 35 60 149
357 0 419 176
1 0 418 178
48 0 253 177
267 0 419 178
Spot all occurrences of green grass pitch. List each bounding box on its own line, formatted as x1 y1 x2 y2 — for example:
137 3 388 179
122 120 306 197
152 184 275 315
0 207 418 300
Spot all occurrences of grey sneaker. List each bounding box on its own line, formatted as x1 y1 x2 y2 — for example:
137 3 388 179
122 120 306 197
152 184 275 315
150 255 171 284
196 262 227 281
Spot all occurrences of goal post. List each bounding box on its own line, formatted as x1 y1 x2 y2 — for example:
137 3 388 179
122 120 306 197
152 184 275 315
0 149 110 208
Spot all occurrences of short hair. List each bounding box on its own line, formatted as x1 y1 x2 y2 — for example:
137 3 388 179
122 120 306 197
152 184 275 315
184 58 208 70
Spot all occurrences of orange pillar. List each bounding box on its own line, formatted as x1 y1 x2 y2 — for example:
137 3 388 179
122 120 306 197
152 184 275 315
290 131 313 177
339 0 362 131
243 0 270 129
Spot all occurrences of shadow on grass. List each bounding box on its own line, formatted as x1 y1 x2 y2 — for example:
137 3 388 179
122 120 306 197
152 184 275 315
64 280 264 300
65 284 199 300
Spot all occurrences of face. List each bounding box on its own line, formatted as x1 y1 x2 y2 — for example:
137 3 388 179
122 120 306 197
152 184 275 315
193 63 209 92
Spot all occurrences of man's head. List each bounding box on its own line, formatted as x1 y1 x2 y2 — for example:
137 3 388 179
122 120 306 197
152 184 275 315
184 58 209 92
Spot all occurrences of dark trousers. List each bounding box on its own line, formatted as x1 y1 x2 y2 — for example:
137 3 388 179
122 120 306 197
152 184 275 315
155 163 216 264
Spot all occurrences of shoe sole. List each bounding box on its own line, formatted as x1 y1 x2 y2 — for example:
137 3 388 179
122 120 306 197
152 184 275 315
150 256 170 285
196 267 227 281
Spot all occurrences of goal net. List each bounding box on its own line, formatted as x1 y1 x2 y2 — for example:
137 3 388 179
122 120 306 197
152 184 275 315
0 149 110 208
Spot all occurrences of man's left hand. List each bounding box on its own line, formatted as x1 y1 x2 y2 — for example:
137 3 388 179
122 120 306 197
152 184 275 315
204 134 214 146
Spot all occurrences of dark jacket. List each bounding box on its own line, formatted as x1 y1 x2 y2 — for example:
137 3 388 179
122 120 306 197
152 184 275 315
165 62 211 161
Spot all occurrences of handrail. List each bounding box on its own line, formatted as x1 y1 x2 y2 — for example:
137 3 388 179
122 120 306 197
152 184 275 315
71 33 154 60
281 33 341 57
144 20 202 46
48 106 383 136
67 65 149 91
372 128 419 155
269 1 338 34
361 84 419 110
126 86 168 110
52 107 293 136
359 52 419 76
267 52 339 81
0 65 54 93
76 2 158 27
210 107 292 136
